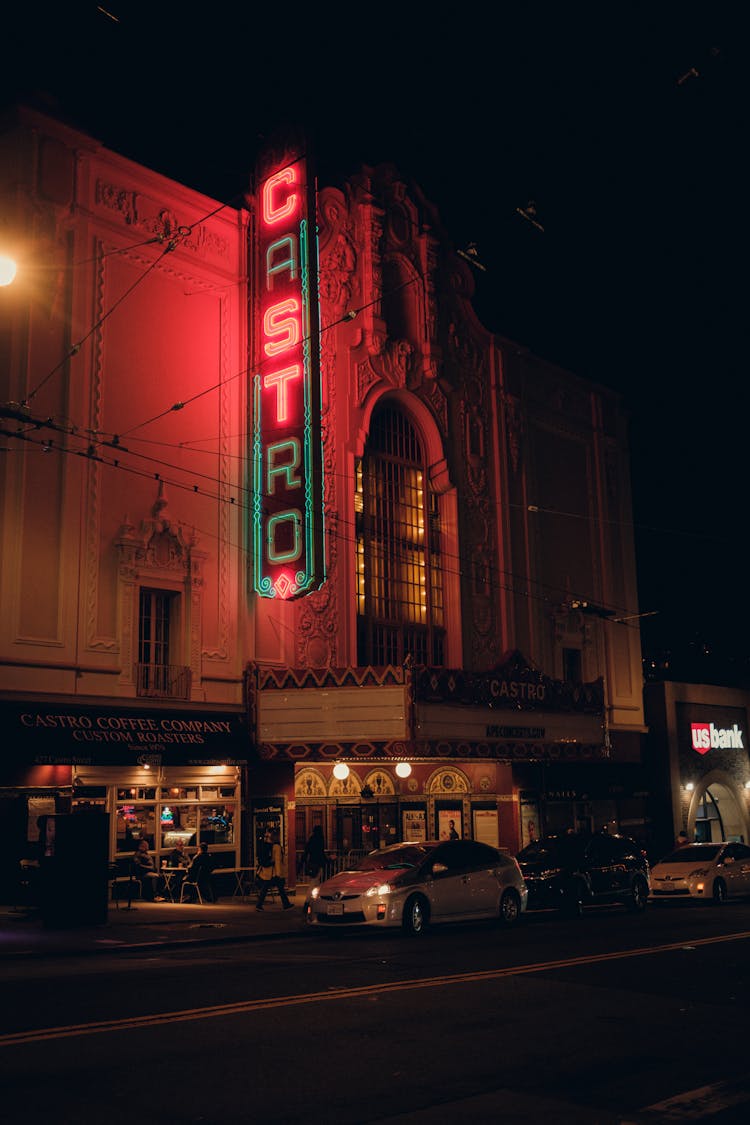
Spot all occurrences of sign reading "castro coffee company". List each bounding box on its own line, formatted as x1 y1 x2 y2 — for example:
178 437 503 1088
691 721 745 754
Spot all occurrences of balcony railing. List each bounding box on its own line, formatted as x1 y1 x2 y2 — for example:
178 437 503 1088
135 663 191 700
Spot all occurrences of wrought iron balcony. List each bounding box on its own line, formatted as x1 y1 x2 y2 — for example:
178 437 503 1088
135 663 191 700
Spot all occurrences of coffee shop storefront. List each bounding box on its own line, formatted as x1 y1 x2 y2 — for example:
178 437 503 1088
0 697 249 896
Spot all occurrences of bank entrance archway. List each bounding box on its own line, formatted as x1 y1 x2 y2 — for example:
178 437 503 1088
692 780 747 843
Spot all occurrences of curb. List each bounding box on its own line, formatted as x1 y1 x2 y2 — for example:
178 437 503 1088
6 925 307 960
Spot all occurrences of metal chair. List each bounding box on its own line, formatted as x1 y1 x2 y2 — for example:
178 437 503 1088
179 876 203 904
110 866 142 908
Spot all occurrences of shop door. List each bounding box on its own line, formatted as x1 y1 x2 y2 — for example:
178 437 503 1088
335 806 362 856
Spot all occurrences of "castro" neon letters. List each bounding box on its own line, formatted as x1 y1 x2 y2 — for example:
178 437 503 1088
252 155 325 599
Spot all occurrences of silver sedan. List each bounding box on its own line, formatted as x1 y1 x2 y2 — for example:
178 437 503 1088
650 841 750 904
304 839 528 935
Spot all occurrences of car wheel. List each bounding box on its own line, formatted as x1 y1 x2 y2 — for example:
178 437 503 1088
402 894 429 935
561 880 584 918
712 878 727 905
627 874 649 913
499 888 521 926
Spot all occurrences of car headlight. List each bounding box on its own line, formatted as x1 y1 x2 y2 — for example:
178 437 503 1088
689 868 709 877
310 886 320 899
365 883 391 897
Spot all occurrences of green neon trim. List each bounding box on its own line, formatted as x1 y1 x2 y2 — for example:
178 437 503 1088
266 438 302 493
267 510 302 564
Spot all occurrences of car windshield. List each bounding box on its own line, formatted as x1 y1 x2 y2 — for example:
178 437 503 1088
357 845 430 871
517 836 582 863
659 845 723 864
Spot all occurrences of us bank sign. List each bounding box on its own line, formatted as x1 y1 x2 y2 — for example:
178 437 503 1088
252 148 325 599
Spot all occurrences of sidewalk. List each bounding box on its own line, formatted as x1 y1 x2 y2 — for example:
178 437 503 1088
1 891 307 960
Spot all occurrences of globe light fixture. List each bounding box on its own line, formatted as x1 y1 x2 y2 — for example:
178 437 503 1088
0 255 17 286
685 781 694 792
333 762 350 780
395 761 412 778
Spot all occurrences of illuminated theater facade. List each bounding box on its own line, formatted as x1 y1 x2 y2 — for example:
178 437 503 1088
0 107 647 894
249 153 648 869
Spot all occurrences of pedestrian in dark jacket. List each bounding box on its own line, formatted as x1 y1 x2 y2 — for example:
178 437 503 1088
302 825 327 883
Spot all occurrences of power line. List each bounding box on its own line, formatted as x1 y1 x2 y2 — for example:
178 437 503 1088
1 420 652 625
23 195 242 406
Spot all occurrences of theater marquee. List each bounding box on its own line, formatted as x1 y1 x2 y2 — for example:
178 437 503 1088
252 144 325 599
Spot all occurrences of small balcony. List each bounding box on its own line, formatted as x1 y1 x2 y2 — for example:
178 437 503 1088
135 663 192 700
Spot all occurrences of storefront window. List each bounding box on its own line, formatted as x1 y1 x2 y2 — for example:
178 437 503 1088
115 785 238 856
160 804 198 848
116 804 157 851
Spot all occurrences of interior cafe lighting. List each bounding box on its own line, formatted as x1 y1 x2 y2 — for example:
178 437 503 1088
395 762 412 778
685 782 695 792
333 762 350 780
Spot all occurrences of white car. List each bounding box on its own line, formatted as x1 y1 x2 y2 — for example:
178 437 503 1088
650 841 750 904
304 839 528 935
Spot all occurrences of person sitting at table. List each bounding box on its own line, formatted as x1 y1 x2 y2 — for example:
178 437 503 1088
183 842 216 903
168 840 191 868
132 839 162 901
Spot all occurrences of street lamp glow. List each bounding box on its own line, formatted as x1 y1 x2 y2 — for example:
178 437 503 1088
0 255 17 286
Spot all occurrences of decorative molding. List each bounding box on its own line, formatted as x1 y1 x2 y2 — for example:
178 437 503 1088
257 664 407 691
426 767 470 794
295 767 327 798
94 179 229 259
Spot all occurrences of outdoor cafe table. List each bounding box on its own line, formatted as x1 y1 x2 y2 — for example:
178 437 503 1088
160 867 185 903
212 866 254 898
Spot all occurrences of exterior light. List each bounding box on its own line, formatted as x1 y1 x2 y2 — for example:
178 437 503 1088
685 782 694 792
333 762 350 780
0 255 17 286
395 762 412 778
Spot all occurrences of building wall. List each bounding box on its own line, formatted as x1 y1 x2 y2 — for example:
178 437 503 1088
1 106 250 703
250 163 645 732
0 107 252 892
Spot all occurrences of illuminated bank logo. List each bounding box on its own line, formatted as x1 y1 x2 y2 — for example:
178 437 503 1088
690 722 745 754
252 150 325 599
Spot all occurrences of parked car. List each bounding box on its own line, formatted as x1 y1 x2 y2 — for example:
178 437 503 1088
516 831 650 916
304 839 528 935
650 841 750 904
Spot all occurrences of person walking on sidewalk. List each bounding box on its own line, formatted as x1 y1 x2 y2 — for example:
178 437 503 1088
256 830 293 911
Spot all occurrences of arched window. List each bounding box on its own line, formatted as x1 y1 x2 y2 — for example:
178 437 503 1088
356 403 445 666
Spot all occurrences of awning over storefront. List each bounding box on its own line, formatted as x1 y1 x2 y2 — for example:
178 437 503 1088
0 699 250 768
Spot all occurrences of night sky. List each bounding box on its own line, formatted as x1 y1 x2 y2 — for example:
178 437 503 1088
2 3 745 683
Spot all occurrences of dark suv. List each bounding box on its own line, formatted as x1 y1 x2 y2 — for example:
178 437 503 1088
516 831 650 916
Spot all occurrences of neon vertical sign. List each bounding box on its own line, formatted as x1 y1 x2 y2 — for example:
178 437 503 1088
252 150 325 599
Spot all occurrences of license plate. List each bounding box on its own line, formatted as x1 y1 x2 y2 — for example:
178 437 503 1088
327 903 344 916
